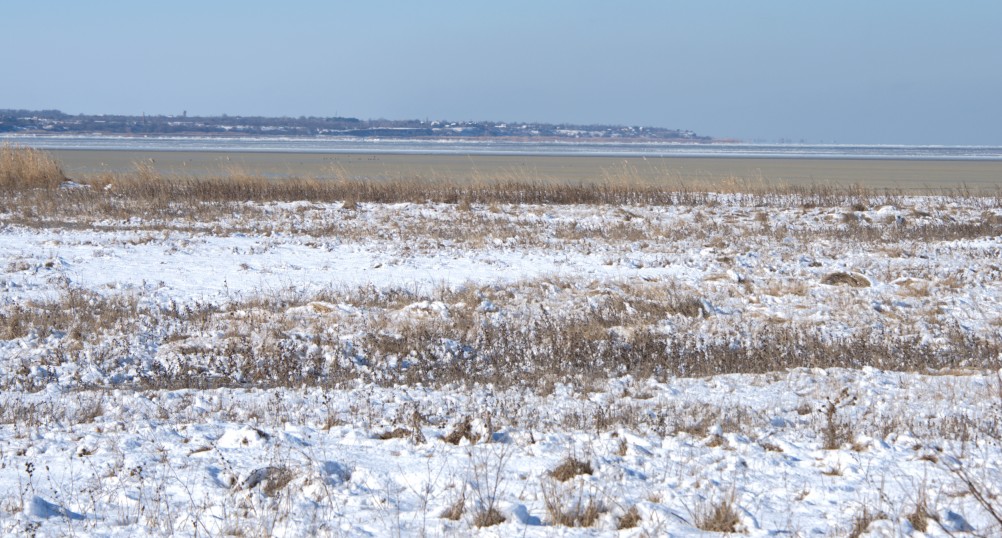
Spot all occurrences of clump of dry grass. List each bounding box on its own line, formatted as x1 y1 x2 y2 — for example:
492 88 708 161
376 427 411 440
0 144 65 190
821 272 871 288
443 416 478 445
617 505 641 529
847 507 886 538
468 444 511 528
549 456 593 482
471 507 506 528
906 494 932 532
540 455 602 527
241 466 296 497
541 479 604 527
692 493 742 533
440 491 465 521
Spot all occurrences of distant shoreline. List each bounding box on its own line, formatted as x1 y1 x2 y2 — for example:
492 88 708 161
6 134 1002 161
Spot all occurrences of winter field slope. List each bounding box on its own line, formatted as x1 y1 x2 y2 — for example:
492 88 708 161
1 145 1001 536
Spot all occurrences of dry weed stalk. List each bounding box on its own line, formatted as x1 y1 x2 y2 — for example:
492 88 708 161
467 444 511 528
822 400 854 450
846 507 886 538
948 462 1002 530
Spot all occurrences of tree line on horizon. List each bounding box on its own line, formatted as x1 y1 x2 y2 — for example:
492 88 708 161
0 109 709 141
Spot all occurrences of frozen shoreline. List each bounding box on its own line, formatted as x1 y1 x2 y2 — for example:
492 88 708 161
7 134 1002 160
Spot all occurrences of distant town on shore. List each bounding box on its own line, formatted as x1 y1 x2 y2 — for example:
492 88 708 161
1 108 711 142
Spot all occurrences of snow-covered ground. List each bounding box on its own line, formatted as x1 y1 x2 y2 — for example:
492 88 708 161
1 194 1001 536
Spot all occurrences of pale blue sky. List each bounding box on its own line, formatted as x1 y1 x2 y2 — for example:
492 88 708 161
4 1 1001 144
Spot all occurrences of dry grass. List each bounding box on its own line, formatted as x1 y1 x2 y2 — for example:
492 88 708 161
468 444 511 528
821 272 871 288
549 456 594 482
692 493 742 533
3 148 1002 397
0 144 65 190
471 507 505 528
541 479 604 528
0 288 141 342
241 466 295 497
443 417 478 445
847 507 886 538
3 279 1000 393
2 145 999 219
906 495 932 532
440 492 465 521
617 505 641 529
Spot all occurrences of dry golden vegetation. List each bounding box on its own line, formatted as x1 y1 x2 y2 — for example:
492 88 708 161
2 145 999 224
2 146 1002 395
3 277 999 395
0 143 65 190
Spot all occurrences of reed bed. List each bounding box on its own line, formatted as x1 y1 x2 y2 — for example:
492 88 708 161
5 145 998 213
0 143 65 190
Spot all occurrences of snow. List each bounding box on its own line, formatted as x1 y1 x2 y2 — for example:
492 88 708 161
1 195 1001 536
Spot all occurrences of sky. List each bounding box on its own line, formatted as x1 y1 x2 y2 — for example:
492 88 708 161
3 1 1001 145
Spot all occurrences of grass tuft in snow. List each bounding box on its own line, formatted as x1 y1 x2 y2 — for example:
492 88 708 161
541 478 604 528
847 507 887 538
693 492 742 534
549 456 594 482
617 505 641 529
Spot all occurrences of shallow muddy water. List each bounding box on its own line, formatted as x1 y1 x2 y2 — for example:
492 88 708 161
46 149 1002 192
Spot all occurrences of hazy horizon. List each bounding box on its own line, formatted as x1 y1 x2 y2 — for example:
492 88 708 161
4 1 1001 145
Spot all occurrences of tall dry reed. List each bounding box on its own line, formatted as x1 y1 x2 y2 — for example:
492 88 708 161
0 144 65 190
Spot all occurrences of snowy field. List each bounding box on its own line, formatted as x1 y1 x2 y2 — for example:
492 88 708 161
2 189 1001 536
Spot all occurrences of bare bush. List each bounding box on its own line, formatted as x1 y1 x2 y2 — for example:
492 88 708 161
822 400 854 450
468 444 511 528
